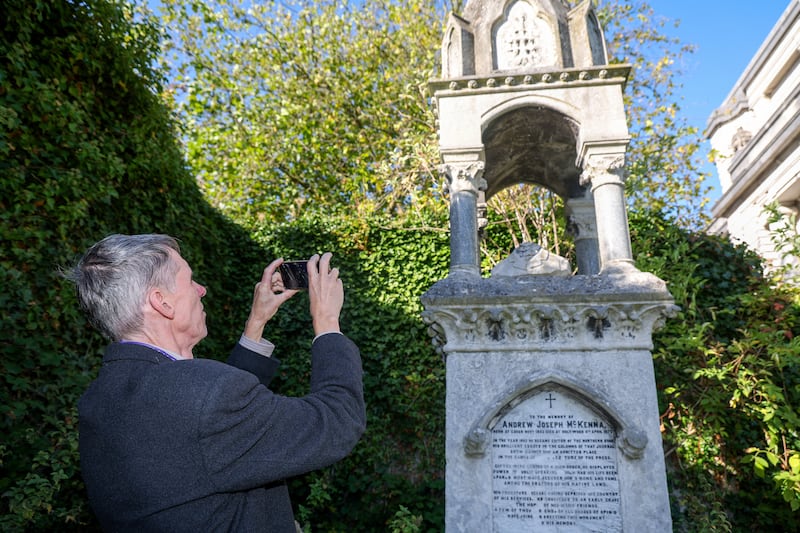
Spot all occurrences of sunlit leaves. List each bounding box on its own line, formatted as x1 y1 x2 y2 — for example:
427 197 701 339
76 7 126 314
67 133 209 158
157 0 717 241
632 209 800 523
156 0 445 223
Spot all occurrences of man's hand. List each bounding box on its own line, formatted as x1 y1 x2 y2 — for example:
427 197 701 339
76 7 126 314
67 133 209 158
243 258 298 342
308 252 343 336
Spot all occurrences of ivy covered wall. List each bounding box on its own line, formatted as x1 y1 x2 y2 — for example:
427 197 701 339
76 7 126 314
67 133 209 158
0 1 267 528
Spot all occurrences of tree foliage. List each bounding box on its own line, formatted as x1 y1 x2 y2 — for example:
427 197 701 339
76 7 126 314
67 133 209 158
156 0 447 223
155 0 714 261
247 212 451 530
631 209 800 528
0 0 267 528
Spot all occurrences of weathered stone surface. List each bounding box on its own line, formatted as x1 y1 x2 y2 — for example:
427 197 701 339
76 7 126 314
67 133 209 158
425 1 674 531
491 242 572 277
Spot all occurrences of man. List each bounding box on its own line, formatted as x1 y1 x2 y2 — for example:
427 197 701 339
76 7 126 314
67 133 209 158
66 234 365 532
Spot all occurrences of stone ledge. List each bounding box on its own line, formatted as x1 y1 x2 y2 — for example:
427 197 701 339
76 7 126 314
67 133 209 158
422 270 674 304
429 65 632 94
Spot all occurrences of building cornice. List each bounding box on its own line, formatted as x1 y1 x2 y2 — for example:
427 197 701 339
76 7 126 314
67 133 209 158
711 86 800 219
706 1 800 135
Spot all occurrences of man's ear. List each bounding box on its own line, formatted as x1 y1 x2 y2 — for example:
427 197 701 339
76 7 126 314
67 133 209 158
147 288 175 319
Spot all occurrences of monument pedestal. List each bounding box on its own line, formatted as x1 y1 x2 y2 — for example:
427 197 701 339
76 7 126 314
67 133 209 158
422 273 676 532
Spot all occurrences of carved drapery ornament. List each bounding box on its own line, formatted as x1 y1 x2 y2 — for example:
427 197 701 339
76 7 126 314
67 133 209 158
422 299 678 354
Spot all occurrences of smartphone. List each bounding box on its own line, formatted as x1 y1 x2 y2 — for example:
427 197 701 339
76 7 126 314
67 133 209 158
278 261 309 290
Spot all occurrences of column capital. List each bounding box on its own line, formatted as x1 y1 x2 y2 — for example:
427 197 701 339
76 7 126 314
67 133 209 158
579 153 626 187
439 161 487 195
577 138 629 187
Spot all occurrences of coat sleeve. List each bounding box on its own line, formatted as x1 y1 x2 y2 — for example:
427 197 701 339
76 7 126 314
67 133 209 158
226 342 280 387
198 333 366 492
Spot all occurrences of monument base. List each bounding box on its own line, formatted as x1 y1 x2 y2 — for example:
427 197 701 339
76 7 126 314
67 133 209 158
422 274 675 532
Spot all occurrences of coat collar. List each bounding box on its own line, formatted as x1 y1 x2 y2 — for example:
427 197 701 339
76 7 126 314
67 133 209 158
103 341 176 365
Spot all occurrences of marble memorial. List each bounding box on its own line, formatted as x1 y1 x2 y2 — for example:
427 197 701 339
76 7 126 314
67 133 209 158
421 1 676 531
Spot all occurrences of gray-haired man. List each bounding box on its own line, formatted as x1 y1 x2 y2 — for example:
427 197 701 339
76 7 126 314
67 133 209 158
66 234 365 532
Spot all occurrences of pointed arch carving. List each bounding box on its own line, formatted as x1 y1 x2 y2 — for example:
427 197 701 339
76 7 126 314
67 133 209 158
463 370 647 460
492 0 560 71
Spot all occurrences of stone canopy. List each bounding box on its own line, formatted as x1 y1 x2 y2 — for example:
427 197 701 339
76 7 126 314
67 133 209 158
440 0 616 202
431 0 633 277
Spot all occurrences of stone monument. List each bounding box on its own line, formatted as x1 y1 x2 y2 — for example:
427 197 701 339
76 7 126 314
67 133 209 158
421 1 677 531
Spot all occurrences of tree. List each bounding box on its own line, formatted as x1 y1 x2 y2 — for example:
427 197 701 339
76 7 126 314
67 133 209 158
154 0 714 275
156 0 448 224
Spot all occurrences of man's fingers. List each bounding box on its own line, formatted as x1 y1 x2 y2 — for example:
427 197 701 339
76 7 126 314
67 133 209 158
263 258 284 283
312 253 336 284
307 254 320 279
319 252 333 274
277 288 299 302
307 253 339 291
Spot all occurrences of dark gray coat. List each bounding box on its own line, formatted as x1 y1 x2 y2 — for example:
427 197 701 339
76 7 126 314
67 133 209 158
78 333 365 532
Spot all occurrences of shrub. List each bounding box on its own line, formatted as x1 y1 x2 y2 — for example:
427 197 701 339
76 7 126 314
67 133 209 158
631 209 800 530
248 212 449 531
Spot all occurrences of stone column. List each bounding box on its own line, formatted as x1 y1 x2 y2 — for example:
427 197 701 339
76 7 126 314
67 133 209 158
565 195 600 275
579 151 635 272
440 160 486 277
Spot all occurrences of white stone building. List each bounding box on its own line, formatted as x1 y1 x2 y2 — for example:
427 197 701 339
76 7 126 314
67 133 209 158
707 0 800 271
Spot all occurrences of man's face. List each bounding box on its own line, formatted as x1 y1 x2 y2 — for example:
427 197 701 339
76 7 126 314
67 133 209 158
165 250 208 350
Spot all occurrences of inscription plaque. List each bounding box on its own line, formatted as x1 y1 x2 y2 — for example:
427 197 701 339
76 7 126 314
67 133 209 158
492 389 622 531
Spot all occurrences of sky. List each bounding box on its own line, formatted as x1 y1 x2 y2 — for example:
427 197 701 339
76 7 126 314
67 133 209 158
648 0 792 202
